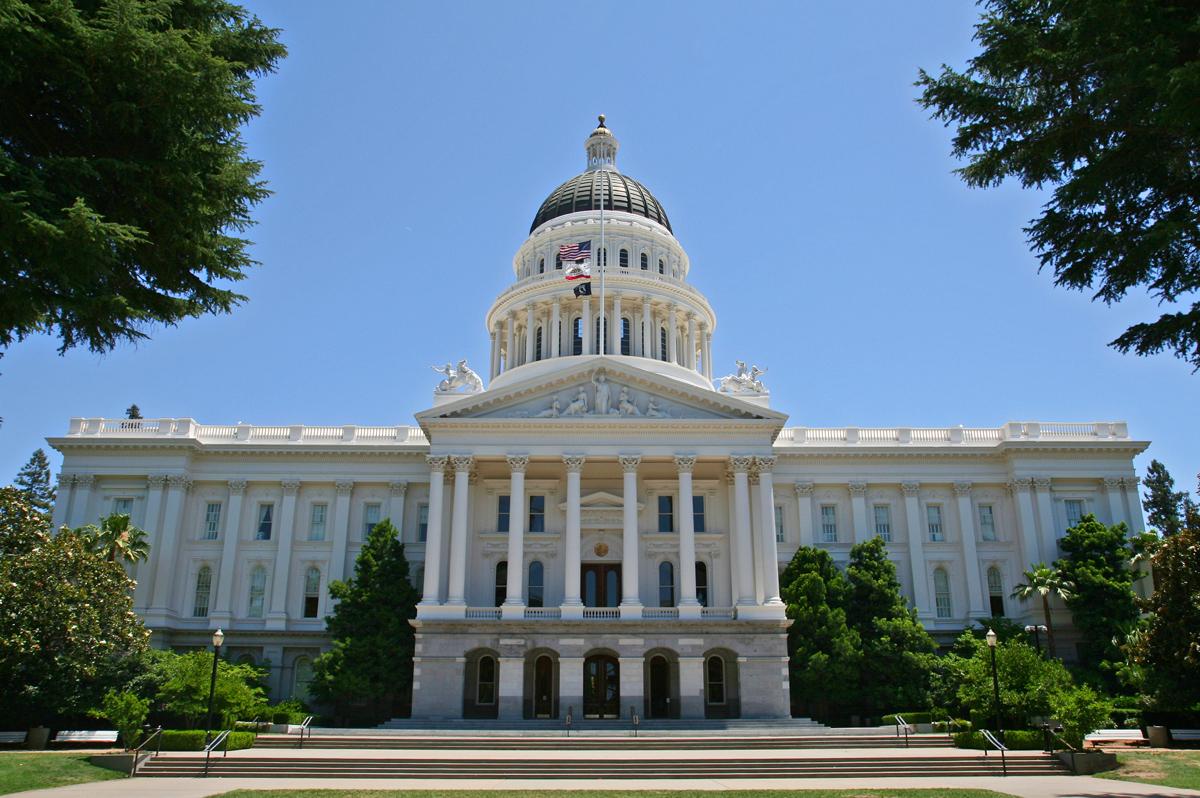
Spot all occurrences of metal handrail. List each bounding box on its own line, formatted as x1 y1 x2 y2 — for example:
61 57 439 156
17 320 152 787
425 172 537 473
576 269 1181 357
980 728 1008 776
202 729 231 777
894 714 911 748
127 726 163 777
296 715 314 749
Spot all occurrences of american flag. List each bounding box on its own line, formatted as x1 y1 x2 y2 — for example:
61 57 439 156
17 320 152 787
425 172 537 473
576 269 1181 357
559 240 590 262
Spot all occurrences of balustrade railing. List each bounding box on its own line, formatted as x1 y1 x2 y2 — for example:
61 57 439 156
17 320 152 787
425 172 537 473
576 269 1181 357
582 607 621 619
701 607 736 619
641 607 679 619
465 607 502 619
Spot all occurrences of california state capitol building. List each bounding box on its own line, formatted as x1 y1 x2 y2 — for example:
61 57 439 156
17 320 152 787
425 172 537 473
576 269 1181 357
46 118 1149 722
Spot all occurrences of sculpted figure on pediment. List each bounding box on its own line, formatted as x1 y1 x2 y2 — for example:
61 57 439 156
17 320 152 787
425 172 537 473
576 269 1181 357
535 396 561 418
592 373 612 415
563 386 589 416
618 386 640 416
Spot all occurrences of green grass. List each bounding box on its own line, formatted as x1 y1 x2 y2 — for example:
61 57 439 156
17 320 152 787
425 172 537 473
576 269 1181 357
216 791 1013 798
1097 749 1200 790
0 751 123 795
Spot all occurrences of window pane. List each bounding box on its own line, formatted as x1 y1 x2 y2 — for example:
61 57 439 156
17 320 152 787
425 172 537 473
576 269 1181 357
497 495 510 533
658 561 675 607
112 497 133 517
418 504 429 542
193 566 212 617
927 505 944 542
248 567 266 618
821 505 837 542
494 561 507 607
873 505 891 542
310 504 327 541
528 561 544 608
363 503 381 538
204 502 222 540
934 568 952 618
696 561 709 607
979 505 996 541
529 495 545 532
257 504 273 540
692 495 706 533
1065 499 1084 528
658 495 674 533
775 506 785 542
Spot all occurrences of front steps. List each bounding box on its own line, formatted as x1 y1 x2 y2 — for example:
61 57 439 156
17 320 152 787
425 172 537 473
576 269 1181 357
376 717 828 735
254 732 952 750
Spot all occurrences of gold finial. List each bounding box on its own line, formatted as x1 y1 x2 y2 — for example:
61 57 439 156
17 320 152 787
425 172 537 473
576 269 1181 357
597 114 606 128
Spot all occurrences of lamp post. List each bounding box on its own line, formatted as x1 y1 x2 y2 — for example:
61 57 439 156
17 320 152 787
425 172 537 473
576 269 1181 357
986 628 1001 740
205 629 224 745
1024 624 1048 656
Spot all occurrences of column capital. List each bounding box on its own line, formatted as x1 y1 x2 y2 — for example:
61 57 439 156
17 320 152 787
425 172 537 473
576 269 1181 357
506 455 530 473
1122 476 1141 488
848 480 867 497
224 478 246 495
74 473 95 487
282 479 302 495
426 455 449 472
451 455 474 473
335 479 354 495
729 455 754 474
56 473 74 488
1008 477 1034 492
674 455 697 473
167 474 192 491
1032 476 1053 490
953 481 973 496
755 455 777 472
1102 476 1123 489
389 480 408 496
901 480 921 497
618 455 641 473
563 455 586 473
794 481 814 496
147 474 168 489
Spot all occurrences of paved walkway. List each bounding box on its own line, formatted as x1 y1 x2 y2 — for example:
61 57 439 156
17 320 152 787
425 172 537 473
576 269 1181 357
16 774 1200 798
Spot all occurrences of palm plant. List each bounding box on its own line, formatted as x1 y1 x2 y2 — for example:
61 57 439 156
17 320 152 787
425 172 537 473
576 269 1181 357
1011 563 1074 658
84 513 150 564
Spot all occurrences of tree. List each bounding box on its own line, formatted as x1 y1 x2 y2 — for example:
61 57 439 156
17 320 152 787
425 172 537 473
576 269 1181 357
309 519 420 724
0 0 287 355
0 487 149 726
12 448 54 516
943 632 1073 729
80 512 150 564
1056 514 1140 673
1011 564 1074 658
1128 524 1200 708
90 690 149 749
917 1 1200 368
125 405 143 420
154 650 266 729
1143 460 1186 536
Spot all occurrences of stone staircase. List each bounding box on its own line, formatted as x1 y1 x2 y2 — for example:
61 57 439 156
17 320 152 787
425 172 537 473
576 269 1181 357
253 732 952 749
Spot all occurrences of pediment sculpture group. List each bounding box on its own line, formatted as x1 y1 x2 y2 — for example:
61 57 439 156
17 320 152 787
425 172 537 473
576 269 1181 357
537 373 670 418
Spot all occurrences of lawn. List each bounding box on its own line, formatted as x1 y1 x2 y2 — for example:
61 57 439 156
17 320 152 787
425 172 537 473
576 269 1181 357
217 791 1013 798
1097 749 1200 790
0 751 123 795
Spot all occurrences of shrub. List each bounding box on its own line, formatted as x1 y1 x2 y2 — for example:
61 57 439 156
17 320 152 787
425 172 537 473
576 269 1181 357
266 698 308 725
933 719 972 733
1051 685 1113 749
89 690 149 749
954 729 1045 750
882 712 932 725
158 729 256 751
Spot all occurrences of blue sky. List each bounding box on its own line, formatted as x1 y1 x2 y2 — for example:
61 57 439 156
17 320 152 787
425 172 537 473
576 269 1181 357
2 1 1196 506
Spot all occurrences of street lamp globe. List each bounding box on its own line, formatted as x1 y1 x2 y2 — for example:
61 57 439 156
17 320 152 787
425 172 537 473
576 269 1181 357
986 628 997 647
212 628 225 648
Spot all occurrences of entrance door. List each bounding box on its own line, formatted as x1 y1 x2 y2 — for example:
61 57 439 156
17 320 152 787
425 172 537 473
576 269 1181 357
648 655 671 718
583 655 620 719
582 564 621 607
533 655 554 719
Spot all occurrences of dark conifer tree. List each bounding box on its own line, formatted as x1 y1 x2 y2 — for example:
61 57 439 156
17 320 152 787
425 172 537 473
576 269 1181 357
1143 460 1184 536
13 449 54 517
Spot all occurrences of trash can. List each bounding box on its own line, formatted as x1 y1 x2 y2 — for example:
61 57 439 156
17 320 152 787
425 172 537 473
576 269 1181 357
1147 726 1169 747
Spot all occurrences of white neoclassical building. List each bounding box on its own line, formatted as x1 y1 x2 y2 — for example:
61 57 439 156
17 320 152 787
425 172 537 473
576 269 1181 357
48 118 1148 721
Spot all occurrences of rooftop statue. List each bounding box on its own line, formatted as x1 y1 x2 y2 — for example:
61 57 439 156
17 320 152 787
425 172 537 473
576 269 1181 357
717 360 768 394
432 360 484 394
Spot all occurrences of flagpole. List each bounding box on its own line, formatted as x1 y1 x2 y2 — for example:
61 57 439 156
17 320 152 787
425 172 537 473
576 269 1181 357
599 168 606 356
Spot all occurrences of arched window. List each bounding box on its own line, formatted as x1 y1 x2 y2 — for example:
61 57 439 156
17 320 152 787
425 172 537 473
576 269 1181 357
494 560 507 607
706 656 726 704
477 656 496 705
303 566 321 618
528 560 545 607
658 258 665 274
620 317 631 355
293 657 313 701
696 561 709 607
640 252 648 270
193 566 212 617
619 248 629 268
658 561 675 607
534 326 543 361
601 248 608 267
987 566 1005 616
572 317 583 355
933 568 952 619
248 565 266 618
659 327 668 361
538 258 545 274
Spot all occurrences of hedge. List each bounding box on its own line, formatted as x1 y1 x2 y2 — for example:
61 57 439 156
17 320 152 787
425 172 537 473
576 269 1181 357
158 730 257 751
953 730 1045 750
882 712 932 725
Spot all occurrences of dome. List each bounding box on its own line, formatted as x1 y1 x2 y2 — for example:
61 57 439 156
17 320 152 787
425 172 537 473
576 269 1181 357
529 170 672 234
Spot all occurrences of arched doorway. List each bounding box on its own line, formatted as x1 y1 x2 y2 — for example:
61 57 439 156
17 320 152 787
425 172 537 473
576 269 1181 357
533 655 555 718
648 655 671 718
583 654 619 719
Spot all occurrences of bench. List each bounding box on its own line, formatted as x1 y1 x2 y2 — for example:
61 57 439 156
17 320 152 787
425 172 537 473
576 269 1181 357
1084 729 1147 747
0 732 26 745
52 730 119 746
1170 729 1200 744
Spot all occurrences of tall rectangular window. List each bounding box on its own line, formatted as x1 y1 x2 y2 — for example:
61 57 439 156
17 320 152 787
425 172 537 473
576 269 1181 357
497 495 510 533
978 505 996 541
927 505 944 542
658 495 674 533
202 502 221 540
775 506 785 542
417 503 429 542
362 502 381 539
934 568 952 619
1064 499 1085 529
247 566 266 618
112 497 134 517
256 503 274 541
692 495 706 533
309 504 327 541
193 566 212 618
820 505 838 542
873 504 892 541
528 495 545 532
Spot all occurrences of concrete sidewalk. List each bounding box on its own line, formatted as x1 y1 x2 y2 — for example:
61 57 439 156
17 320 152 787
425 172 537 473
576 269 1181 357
15 775 1200 798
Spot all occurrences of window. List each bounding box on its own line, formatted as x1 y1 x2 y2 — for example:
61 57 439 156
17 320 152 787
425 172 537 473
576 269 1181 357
873 504 892 541
555 254 562 270
775 505 785 543
363 502 381 539
696 561 709 607
527 560 544 607
292 657 314 702
309 503 327 541
193 566 212 617
658 495 674 533
572 317 583 355
927 505 944 542
601 248 608 267
256 503 274 540
248 566 267 618
497 495 510 533
494 561 507 607
693 495 706 532
658 561 675 607
1064 499 1085 529
112 497 133 517
979 505 996 541
303 566 320 618
659 327 668 361
203 502 221 540
477 656 496 705
620 317 631 355
658 258 665 274
535 326 543 360
987 566 1005 616
538 257 545 274
619 248 629 268
706 656 726 704
820 505 838 542
529 495 545 532
933 568 952 619
640 252 648 270
417 503 429 542
412 566 424 597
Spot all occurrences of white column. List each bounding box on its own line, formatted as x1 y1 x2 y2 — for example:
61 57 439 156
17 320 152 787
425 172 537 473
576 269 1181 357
676 455 701 618
686 314 697 370
725 471 740 607
210 478 247 626
619 455 642 618
1010 478 1043 566
418 457 448 612
266 479 301 629
1103 478 1125 526
504 313 514 372
611 293 622 354
901 481 932 617
149 475 190 617
1124 477 1146 534
524 303 535 363
329 480 353 582
700 324 711 379
50 474 73 529
731 457 756 607
954 481 987 617
551 300 561 358
849 481 870 543
755 457 783 610
794 481 814 547
388 481 407 532
581 297 592 355
561 455 585 618
749 473 764 603
641 298 652 361
69 473 94 526
667 305 678 364
445 455 473 610
133 475 168 610
502 456 528 619
489 328 499 379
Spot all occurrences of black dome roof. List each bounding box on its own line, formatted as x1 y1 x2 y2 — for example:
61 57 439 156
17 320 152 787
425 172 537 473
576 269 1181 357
530 170 672 234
